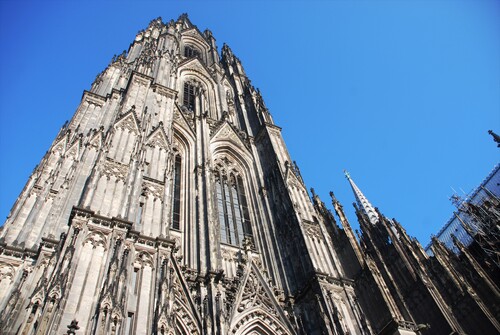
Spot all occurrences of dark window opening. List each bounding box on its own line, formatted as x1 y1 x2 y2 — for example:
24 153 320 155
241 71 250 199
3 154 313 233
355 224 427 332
183 83 196 111
237 175 253 238
172 155 182 230
184 46 199 58
136 201 144 225
126 312 135 335
132 267 140 293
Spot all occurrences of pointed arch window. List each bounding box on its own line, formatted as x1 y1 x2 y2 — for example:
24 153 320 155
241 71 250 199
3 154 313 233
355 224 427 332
183 83 196 112
171 154 182 230
215 164 253 247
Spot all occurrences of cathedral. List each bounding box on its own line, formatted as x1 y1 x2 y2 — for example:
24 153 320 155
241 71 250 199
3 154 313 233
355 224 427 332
0 15 498 335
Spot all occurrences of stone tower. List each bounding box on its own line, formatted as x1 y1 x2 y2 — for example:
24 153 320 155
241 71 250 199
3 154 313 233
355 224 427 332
0 15 372 335
1 15 498 335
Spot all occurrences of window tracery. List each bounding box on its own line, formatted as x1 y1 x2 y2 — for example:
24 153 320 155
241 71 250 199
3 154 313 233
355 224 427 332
184 45 199 59
214 157 252 247
183 82 196 111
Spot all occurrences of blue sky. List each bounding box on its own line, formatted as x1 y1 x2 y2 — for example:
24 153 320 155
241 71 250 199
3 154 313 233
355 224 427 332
0 0 498 246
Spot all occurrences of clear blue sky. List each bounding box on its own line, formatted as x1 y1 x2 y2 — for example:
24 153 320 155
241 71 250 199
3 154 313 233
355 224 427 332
1 1 498 246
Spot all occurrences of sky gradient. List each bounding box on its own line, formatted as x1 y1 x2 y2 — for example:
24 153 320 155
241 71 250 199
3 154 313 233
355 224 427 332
1 0 499 246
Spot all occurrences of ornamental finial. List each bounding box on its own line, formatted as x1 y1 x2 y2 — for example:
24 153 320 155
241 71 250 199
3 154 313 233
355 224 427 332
344 170 351 179
488 130 500 147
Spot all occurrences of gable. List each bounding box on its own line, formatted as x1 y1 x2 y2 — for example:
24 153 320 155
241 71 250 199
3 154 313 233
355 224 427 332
66 137 81 159
114 110 140 135
284 161 306 190
178 57 216 85
210 122 248 150
229 261 296 335
88 130 103 149
52 135 67 155
172 104 195 136
145 124 169 150
169 257 202 334
181 27 210 50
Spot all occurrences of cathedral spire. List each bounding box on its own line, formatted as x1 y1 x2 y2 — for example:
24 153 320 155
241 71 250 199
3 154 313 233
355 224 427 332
344 170 379 224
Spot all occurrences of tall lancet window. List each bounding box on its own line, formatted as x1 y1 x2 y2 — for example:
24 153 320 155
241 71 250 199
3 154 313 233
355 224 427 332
214 161 253 247
171 155 182 230
183 82 196 112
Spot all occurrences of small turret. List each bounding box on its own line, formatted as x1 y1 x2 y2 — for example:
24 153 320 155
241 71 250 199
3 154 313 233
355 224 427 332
330 191 365 266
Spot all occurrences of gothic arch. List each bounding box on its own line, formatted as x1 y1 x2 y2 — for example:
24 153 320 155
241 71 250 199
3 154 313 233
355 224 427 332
181 33 209 63
228 262 297 335
212 155 253 247
172 302 200 335
168 257 202 334
172 126 194 156
212 145 252 173
178 63 219 118
211 142 258 200
175 315 199 335
83 231 108 249
133 251 154 268
30 293 44 307
172 127 195 236
181 27 210 48
231 311 292 335
178 61 215 89
48 285 62 301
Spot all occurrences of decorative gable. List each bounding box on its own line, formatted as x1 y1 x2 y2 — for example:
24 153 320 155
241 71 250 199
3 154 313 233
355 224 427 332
88 130 103 149
52 136 67 155
210 121 249 151
178 57 216 83
229 261 296 335
146 124 169 150
168 257 202 334
114 110 140 135
284 161 306 190
181 27 210 48
66 136 82 159
173 104 195 134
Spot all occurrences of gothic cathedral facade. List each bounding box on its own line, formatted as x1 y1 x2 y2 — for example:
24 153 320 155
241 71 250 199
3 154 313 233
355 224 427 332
1 15 498 335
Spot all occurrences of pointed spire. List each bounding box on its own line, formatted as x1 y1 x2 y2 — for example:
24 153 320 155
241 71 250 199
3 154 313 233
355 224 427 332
344 170 379 225
488 130 500 147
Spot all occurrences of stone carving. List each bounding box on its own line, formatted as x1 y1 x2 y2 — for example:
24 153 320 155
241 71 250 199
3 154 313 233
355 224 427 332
210 122 250 150
237 271 274 314
136 40 159 72
83 231 107 249
134 251 154 268
168 258 201 335
173 107 194 133
102 158 129 181
213 156 243 179
146 125 170 150
304 222 322 240
142 179 165 199
88 129 103 149
0 263 15 282
115 114 140 135
221 247 238 262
